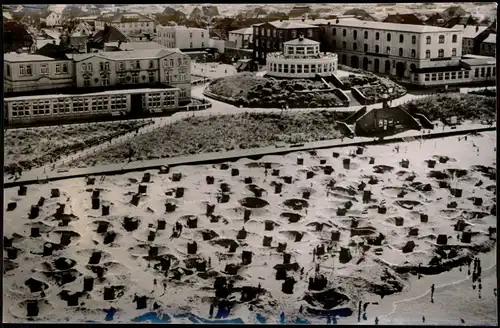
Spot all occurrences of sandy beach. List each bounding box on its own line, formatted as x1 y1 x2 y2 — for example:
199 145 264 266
3 130 496 324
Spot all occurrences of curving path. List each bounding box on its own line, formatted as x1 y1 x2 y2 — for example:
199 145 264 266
26 84 428 179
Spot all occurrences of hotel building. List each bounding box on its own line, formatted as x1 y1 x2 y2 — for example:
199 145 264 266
155 25 210 50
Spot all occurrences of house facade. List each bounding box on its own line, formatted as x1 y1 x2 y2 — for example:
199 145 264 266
45 12 62 27
4 53 73 93
252 20 320 64
323 18 464 83
156 25 210 50
228 27 253 49
72 49 191 101
95 12 155 36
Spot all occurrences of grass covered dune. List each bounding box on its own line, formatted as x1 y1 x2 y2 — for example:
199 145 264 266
67 111 352 167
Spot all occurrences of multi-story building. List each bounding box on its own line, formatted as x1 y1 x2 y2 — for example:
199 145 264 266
252 20 320 64
156 25 209 50
94 12 155 37
228 27 253 49
43 11 62 27
323 18 465 84
266 36 338 79
4 53 74 93
72 49 191 102
453 25 488 55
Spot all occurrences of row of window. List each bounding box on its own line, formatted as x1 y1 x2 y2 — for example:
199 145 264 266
423 71 470 82
285 46 319 55
9 96 128 117
335 29 458 45
144 93 176 108
255 27 314 39
9 63 69 77
339 42 456 58
269 62 335 74
82 57 189 73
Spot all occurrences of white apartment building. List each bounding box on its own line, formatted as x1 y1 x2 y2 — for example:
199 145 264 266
4 53 74 93
72 49 191 101
156 25 210 50
44 12 62 27
95 12 155 36
228 27 253 49
323 18 464 84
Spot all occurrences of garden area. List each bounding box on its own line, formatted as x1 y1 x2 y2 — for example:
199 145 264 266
400 93 496 124
337 65 407 101
4 120 152 174
205 73 345 108
66 111 353 167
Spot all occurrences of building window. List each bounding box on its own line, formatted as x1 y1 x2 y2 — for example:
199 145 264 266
438 73 443 80
424 74 430 81
84 78 91 87
307 29 312 37
180 73 186 81
102 77 109 86
387 33 391 42
375 45 379 53
431 73 436 81
135 60 140 69
399 48 403 56
290 64 295 74
399 34 404 43
412 35 416 44
342 41 346 49
267 29 271 37
283 64 289 73
40 64 49 74
7 64 11 76
486 67 491 77
452 34 457 43
170 59 174 67
62 63 68 73
190 42 193 48
375 32 380 40
353 30 357 40
481 67 485 77
132 74 139 83
343 29 346 37
363 43 368 52
438 49 444 58
426 36 431 44
452 48 456 56
120 62 125 70
364 31 368 39
450 72 456 79
464 71 469 78
411 49 416 58
297 64 302 73
311 64 316 73
105 62 110 71
475 68 479 77
353 43 357 51
304 64 309 73
201 32 204 38
88 63 93 71
100 62 104 71
190 32 192 38
458 71 463 79
439 35 444 44
386 46 390 54
201 42 205 48
291 30 297 38
413 73 418 81
333 28 336 36
278 64 282 73
425 50 431 58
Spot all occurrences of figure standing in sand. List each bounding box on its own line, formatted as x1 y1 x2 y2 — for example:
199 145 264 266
430 284 435 303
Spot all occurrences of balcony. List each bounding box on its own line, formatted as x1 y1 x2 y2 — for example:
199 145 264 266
267 52 338 60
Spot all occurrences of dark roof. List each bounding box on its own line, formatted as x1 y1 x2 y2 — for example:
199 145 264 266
442 15 477 28
442 5 467 19
383 14 424 25
425 13 444 26
35 43 69 60
93 25 129 43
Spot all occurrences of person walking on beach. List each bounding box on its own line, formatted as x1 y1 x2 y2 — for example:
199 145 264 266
430 284 435 303
375 317 379 325
327 315 331 325
422 316 425 323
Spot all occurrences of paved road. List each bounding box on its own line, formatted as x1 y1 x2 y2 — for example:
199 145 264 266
21 83 428 179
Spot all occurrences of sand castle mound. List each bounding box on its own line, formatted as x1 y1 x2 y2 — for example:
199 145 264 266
239 197 269 209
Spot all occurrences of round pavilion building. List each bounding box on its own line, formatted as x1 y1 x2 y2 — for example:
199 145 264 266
266 36 338 79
